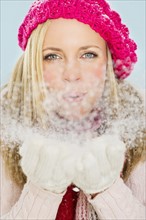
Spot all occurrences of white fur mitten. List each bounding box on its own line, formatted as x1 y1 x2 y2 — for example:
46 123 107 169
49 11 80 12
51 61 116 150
19 134 76 193
73 134 126 194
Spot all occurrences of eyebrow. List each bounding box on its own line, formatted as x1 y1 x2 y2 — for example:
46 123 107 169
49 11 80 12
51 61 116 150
42 45 102 52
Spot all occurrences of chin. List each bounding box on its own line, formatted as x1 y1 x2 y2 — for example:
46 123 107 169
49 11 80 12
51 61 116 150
58 107 92 121
63 114 85 121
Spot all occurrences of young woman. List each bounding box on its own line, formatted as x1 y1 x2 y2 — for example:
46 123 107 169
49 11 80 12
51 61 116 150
0 0 145 219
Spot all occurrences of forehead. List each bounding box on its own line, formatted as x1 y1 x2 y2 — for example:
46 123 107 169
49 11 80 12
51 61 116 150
43 18 106 49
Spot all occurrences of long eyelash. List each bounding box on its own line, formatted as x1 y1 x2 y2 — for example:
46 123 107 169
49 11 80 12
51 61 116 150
85 52 98 57
43 54 58 60
43 54 50 60
82 52 98 59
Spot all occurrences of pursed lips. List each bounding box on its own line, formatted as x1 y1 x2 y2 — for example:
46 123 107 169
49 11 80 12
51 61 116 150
63 92 87 102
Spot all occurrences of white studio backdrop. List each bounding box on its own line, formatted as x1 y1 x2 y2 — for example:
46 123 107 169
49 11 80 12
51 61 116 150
1 0 145 95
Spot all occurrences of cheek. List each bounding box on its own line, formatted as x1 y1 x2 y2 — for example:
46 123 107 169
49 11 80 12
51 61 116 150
82 64 106 103
93 66 106 97
43 70 53 84
92 62 106 78
83 63 106 87
43 64 55 84
43 65 64 89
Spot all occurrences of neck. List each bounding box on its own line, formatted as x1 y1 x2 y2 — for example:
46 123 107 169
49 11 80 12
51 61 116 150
49 109 102 134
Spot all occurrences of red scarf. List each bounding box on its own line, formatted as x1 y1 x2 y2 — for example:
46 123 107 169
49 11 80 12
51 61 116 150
56 185 79 220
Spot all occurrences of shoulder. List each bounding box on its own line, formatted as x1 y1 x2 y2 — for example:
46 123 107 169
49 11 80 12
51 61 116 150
126 161 146 205
0 153 23 216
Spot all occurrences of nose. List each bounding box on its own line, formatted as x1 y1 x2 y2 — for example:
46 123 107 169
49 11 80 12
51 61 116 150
63 61 81 82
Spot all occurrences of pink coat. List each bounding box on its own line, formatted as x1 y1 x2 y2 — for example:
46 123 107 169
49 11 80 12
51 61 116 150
0 154 145 219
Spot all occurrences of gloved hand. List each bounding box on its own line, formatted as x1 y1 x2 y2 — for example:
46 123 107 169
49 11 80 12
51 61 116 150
19 133 76 193
73 134 126 194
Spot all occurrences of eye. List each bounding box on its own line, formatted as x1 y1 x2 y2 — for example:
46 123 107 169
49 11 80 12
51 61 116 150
82 52 98 59
43 54 61 61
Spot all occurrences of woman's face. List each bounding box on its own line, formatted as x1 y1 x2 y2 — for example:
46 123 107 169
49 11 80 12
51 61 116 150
43 18 107 121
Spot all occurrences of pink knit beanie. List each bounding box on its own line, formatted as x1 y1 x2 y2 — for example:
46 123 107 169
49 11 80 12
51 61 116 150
18 0 137 79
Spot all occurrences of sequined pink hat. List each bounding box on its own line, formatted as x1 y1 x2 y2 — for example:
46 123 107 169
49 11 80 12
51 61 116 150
18 0 137 79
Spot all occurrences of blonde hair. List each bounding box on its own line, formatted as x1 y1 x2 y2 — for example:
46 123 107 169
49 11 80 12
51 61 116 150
0 19 145 187
1 20 52 186
5 20 51 127
106 49 145 180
